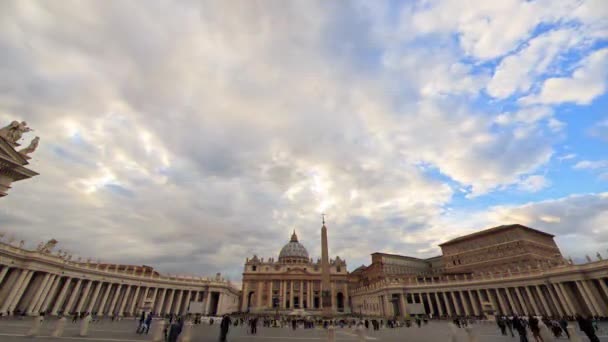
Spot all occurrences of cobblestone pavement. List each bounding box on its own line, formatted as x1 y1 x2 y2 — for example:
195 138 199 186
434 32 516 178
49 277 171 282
0 318 606 341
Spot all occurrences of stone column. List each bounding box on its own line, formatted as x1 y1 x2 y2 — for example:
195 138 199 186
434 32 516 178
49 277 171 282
128 286 141 315
576 281 600 316
87 282 103 313
2 269 29 313
552 283 573 315
217 292 224 315
65 279 83 314
97 283 112 316
182 290 192 314
268 282 273 309
524 286 540 315
8 270 34 312
174 290 184 314
118 285 132 316
51 278 72 315
400 292 408 317
449 292 461 315
557 283 576 315
204 291 211 315
581 280 605 316
39 275 61 313
241 282 249 311
164 289 174 314
544 284 563 316
155 288 167 314
441 292 452 316
504 288 518 315
460 291 470 316
75 280 93 313
257 282 263 310
32 274 55 313
495 289 508 314
514 287 528 315
27 273 51 314
108 284 123 315
0 267 10 285
299 281 303 309
331 281 336 312
468 290 479 315
282 281 287 309
434 292 443 316
149 288 158 312
290 281 294 309
598 278 608 300
534 285 552 316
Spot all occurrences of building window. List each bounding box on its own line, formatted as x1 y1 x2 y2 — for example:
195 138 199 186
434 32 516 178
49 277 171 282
337 266 341 272
252 266 257 271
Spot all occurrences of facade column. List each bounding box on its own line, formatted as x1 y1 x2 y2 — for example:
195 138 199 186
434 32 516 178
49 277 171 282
552 283 573 315
174 290 184 315
108 284 123 315
128 286 141 315
282 281 287 309
27 273 51 314
514 287 529 315
598 279 608 300
149 288 159 312
524 286 540 315
39 275 61 313
51 277 72 315
449 292 461 315
504 288 518 314
331 281 336 312
495 289 508 314
64 278 83 314
441 292 452 316
87 282 103 313
182 290 192 314
204 291 211 315
164 289 175 314
257 282 263 310
545 284 563 316
155 288 167 314
268 281 273 309
118 285 132 316
1 269 28 313
468 290 480 315
576 281 600 316
9 270 34 312
425 293 434 316
581 280 605 315
400 293 408 318
534 285 552 316
0 267 9 285
460 291 470 316
241 283 248 311
433 292 443 316
97 283 113 316
318 280 323 309
299 281 303 309
75 280 93 313
290 281 294 309
557 283 576 315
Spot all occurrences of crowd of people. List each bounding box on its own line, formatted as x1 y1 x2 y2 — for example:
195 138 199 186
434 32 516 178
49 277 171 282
496 314 601 342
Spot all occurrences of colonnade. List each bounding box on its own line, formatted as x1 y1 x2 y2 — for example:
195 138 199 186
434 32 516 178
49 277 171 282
353 271 608 318
0 264 237 316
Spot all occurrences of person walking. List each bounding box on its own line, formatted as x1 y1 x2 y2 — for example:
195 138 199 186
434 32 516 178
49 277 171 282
577 315 600 342
167 316 183 342
528 315 543 342
219 314 232 342
513 316 529 342
144 313 152 334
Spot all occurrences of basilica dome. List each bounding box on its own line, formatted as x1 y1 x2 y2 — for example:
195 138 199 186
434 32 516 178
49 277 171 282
278 230 309 263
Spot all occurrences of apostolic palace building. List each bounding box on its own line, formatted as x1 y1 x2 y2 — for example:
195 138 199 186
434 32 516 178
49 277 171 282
1 120 607 320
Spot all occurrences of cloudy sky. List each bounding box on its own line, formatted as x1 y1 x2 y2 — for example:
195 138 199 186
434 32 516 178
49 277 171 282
1 0 607 281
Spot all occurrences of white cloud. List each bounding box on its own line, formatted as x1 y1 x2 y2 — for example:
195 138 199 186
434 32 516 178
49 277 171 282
574 160 608 169
518 175 551 192
486 28 582 99
520 48 608 105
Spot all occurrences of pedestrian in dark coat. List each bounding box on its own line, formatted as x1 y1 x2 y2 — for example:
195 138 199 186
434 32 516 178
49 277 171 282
577 315 600 342
220 314 232 342
167 317 183 342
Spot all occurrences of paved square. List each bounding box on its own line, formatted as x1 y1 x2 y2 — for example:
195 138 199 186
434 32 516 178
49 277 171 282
0 318 606 342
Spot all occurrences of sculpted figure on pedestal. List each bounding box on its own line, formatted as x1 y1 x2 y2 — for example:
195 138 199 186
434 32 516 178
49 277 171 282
19 136 40 155
0 121 32 145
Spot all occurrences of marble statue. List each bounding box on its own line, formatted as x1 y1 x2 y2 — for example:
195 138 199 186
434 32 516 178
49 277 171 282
18 240 24 248
586 255 592 262
0 121 32 145
19 136 39 155
597 252 603 260
42 239 58 253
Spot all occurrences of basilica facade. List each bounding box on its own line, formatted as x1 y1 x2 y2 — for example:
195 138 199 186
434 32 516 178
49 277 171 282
241 229 349 314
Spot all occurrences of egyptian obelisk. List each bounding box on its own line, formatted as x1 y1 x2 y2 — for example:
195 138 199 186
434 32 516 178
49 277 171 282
321 214 332 316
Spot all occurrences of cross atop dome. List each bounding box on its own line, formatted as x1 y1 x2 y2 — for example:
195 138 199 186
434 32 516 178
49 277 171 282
290 229 299 242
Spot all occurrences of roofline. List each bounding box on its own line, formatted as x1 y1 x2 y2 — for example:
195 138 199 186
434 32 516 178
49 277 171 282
439 224 555 246
371 252 427 262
